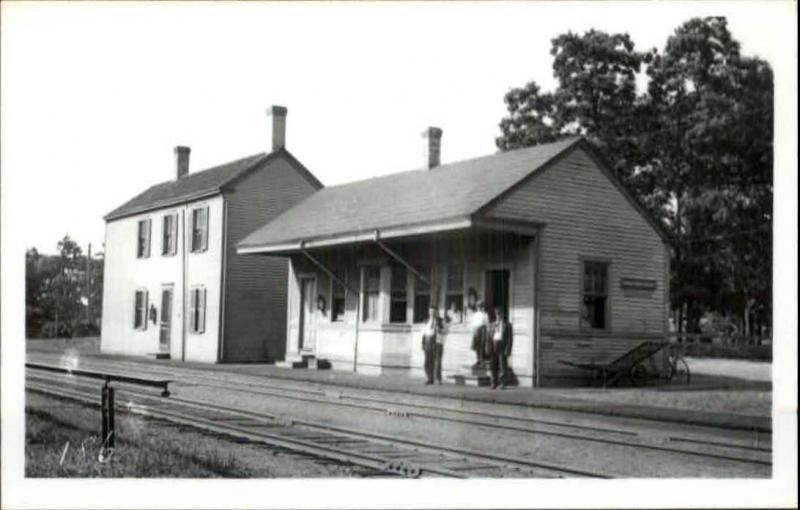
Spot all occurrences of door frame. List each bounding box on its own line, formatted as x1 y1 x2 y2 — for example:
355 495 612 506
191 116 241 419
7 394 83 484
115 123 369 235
298 275 317 353
482 264 513 322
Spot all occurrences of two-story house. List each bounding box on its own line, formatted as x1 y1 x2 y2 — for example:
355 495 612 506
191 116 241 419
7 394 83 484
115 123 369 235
101 106 322 362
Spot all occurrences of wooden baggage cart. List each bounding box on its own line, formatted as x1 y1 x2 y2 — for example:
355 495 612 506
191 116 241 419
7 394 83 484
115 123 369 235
558 340 688 387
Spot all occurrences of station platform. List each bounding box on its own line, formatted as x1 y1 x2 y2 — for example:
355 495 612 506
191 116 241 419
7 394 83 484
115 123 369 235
27 341 771 433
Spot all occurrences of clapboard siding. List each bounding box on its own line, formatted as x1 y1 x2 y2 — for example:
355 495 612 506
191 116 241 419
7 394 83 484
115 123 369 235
486 147 668 380
223 157 320 361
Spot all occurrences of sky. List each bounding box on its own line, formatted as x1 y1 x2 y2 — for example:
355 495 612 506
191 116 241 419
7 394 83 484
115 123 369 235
0 1 796 255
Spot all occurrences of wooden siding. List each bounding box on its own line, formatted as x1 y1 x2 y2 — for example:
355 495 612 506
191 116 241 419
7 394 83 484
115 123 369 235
283 236 537 385
223 157 319 362
486 146 668 379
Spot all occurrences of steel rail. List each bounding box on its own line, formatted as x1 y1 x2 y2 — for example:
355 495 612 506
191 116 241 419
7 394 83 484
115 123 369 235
26 370 602 478
126 369 770 466
27 356 772 456
25 377 461 479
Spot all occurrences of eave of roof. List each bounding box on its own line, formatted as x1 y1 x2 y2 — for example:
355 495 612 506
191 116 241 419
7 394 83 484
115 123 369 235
103 148 323 222
236 136 670 254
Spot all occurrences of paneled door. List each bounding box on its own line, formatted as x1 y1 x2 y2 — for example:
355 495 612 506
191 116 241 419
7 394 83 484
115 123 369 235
159 286 173 352
298 277 317 352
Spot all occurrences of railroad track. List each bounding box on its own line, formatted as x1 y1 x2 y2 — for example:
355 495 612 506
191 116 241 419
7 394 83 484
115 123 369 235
26 368 611 479
26 355 772 471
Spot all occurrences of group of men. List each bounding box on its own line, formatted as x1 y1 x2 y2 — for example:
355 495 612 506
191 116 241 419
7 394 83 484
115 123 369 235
420 301 513 389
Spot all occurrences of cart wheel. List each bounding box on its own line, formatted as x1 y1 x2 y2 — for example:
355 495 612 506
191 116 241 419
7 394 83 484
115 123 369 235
669 356 691 385
630 363 648 386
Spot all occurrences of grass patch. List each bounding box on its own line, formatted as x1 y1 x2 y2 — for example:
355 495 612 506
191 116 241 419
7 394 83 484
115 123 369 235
680 342 771 361
26 395 252 477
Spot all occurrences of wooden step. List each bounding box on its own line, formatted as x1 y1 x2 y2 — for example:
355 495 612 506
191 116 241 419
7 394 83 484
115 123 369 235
448 374 491 387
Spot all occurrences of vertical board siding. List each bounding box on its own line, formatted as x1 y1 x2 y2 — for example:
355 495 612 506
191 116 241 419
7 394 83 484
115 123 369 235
223 157 319 362
487 147 667 380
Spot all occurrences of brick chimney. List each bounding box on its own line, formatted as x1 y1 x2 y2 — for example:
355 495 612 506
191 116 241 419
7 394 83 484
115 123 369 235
423 127 442 169
268 105 288 151
174 146 190 179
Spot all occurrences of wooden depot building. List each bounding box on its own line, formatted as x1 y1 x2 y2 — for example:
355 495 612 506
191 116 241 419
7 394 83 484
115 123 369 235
237 130 670 386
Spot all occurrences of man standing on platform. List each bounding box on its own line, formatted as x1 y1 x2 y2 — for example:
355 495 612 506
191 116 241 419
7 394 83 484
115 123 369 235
421 306 445 385
489 306 513 389
470 301 489 367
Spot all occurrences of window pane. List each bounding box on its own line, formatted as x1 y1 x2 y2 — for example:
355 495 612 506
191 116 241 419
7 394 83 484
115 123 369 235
390 300 407 323
446 263 463 292
413 294 430 323
444 294 463 323
364 266 380 292
332 273 346 322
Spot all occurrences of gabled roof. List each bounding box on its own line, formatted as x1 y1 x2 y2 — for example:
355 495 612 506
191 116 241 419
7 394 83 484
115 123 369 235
238 137 595 252
104 149 322 221
238 136 671 253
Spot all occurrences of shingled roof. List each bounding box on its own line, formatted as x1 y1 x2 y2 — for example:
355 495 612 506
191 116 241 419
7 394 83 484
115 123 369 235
238 137 595 252
104 149 321 221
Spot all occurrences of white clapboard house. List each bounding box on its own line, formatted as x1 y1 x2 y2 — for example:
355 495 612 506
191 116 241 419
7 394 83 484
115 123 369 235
101 107 322 362
238 132 671 385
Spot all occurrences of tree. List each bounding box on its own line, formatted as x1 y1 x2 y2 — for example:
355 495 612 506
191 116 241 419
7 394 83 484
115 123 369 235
497 29 646 184
643 17 773 338
496 17 773 342
37 236 85 337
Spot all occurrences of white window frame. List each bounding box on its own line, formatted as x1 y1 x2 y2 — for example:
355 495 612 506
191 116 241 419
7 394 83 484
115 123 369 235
389 265 409 324
361 265 381 323
330 270 347 323
444 262 464 324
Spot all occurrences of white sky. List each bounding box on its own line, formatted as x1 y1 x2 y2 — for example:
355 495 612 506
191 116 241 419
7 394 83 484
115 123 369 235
1 1 794 254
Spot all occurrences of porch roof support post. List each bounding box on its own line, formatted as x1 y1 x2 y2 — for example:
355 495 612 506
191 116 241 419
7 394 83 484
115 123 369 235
299 242 361 373
372 231 429 284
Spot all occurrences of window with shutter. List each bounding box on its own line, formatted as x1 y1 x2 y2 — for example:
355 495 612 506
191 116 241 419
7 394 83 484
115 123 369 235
162 214 177 255
190 286 207 334
191 207 209 253
134 289 148 329
137 219 151 258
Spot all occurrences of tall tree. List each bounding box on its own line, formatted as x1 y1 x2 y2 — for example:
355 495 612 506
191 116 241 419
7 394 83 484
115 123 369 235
497 29 645 184
643 17 773 337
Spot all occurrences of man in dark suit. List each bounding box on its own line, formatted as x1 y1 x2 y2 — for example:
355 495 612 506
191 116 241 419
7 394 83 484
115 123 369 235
488 306 513 389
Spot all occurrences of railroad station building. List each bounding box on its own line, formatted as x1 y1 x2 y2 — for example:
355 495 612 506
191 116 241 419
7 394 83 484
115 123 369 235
238 133 670 386
101 107 322 363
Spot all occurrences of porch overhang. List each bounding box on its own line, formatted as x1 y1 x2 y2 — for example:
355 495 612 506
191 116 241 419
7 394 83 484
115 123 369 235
236 216 542 255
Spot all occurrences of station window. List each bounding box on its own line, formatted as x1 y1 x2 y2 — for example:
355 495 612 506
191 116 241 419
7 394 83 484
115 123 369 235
331 271 346 322
162 213 178 256
191 206 209 253
389 266 408 323
413 272 431 323
136 219 151 258
362 266 380 323
133 289 148 329
190 286 206 334
581 261 608 330
444 262 464 324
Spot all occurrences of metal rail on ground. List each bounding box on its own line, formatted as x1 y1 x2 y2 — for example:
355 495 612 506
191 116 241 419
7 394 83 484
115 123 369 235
27 368 609 478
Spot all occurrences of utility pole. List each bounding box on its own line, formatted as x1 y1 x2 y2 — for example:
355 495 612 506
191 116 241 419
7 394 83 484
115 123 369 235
86 243 92 325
